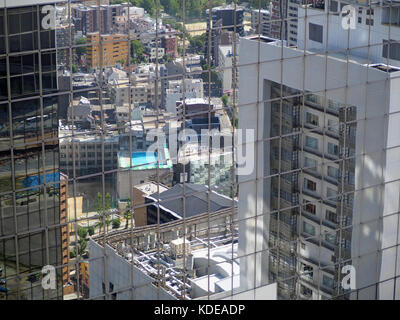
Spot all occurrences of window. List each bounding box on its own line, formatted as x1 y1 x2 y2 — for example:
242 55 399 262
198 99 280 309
306 112 319 126
300 285 313 298
366 18 374 26
304 178 316 192
383 39 400 61
322 275 334 289
303 221 316 236
328 119 339 133
304 157 317 171
309 23 323 43
305 136 318 150
327 166 339 179
330 1 338 13
326 210 337 223
325 232 336 245
302 264 314 279
328 142 339 156
303 200 316 214
327 187 338 200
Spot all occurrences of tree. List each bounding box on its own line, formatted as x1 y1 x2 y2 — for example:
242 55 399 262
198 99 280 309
78 239 87 256
161 0 180 17
130 40 145 64
88 226 95 236
78 227 88 241
123 199 132 229
76 36 87 58
72 64 78 73
189 34 206 54
96 192 113 233
76 227 88 257
112 218 121 229
221 94 229 107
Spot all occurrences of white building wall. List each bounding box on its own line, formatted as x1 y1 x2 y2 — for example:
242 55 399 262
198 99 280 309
238 36 400 299
89 240 177 300
297 5 400 67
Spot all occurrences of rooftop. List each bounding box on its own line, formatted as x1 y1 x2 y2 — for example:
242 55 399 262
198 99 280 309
146 183 236 219
92 205 238 299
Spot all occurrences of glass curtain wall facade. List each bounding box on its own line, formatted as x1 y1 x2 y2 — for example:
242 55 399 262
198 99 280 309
1 0 400 301
0 2 62 300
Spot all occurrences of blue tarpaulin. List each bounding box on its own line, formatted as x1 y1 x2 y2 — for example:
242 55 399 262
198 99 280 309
22 172 60 191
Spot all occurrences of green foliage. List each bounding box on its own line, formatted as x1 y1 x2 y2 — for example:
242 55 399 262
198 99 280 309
130 0 156 16
72 64 78 73
238 0 270 9
130 40 145 64
88 226 95 236
96 192 113 232
76 36 86 57
70 250 76 259
124 199 132 229
221 94 228 107
160 0 180 17
77 227 88 241
112 218 121 229
78 239 87 256
189 34 206 54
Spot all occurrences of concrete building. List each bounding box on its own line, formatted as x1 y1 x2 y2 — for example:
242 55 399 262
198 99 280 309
72 3 125 35
108 79 162 108
217 45 239 93
270 0 304 46
251 8 272 37
238 25 400 300
176 98 215 120
205 4 244 65
117 147 173 200
144 183 236 225
88 203 243 300
86 33 129 70
161 34 178 59
165 79 204 115
174 148 234 197
297 0 400 69
59 128 119 177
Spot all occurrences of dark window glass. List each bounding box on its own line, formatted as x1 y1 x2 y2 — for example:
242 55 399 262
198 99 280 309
309 23 323 43
9 35 21 53
8 14 20 34
0 78 7 99
330 1 338 12
10 76 22 97
383 39 400 61
40 31 50 49
9 56 22 75
0 16 4 35
22 54 35 73
21 33 34 52
23 75 35 94
21 12 33 33
0 36 5 54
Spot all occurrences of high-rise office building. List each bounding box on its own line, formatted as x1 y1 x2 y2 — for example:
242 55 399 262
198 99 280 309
238 0 400 300
205 4 244 65
0 0 64 300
